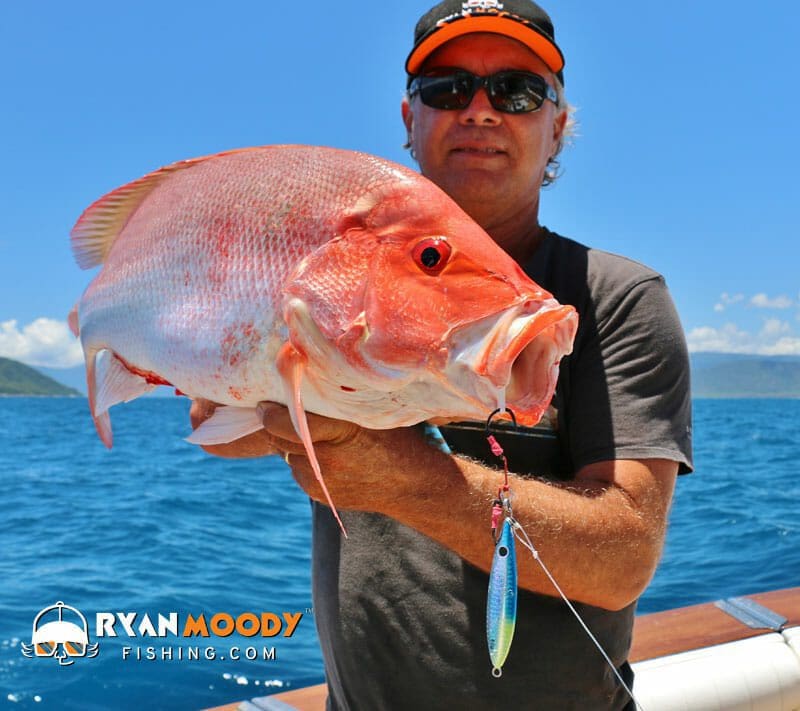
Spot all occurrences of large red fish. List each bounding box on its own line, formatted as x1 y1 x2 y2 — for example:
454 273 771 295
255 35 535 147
70 145 577 529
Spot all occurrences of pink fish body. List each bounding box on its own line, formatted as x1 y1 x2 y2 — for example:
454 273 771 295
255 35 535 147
71 145 577 528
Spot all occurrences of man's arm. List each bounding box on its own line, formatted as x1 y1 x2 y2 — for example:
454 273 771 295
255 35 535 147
191 400 676 611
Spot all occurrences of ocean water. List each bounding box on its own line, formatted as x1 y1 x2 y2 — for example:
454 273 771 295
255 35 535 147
0 397 798 709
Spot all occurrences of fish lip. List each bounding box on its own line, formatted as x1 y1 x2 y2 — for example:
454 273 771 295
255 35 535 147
498 303 577 425
447 299 576 425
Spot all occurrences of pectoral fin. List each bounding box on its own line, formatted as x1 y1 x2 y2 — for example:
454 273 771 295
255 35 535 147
185 406 265 445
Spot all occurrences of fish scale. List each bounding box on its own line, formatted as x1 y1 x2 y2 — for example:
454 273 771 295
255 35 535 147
71 144 577 531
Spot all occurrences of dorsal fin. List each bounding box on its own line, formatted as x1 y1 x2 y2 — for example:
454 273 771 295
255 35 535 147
69 147 255 269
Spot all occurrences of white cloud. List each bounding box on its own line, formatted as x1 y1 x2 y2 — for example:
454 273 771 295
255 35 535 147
713 292 796 313
750 293 793 309
687 320 800 355
721 292 744 304
713 292 744 312
760 318 791 338
687 324 752 353
758 337 800 356
0 318 84 368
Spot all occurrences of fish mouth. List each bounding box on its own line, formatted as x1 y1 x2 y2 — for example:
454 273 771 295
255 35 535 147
448 299 577 426
501 304 577 424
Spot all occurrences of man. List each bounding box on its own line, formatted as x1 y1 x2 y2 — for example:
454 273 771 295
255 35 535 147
193 1 692 708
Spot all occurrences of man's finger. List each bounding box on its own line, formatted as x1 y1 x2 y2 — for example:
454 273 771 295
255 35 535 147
190 398 219 430
197 429 278 459
258 402 361 445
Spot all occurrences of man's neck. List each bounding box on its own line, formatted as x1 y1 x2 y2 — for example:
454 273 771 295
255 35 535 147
476 202 547 265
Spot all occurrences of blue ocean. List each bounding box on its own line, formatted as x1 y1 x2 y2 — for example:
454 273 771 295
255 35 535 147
1 397 798 709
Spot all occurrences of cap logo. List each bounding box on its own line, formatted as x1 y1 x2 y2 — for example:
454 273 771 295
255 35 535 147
436 2 509 29
462 0 504 12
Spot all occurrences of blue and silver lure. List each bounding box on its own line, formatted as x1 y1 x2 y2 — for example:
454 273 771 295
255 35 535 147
480 414 643 710
484 408 520 678
430 417 642 707
487 513 518 677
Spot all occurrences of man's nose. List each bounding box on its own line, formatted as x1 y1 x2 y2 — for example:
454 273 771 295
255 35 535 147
458 86 502 126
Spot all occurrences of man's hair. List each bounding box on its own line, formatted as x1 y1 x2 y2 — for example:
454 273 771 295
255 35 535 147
543 78 576 188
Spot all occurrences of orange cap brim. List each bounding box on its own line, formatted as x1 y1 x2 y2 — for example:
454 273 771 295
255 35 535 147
405 15 564 76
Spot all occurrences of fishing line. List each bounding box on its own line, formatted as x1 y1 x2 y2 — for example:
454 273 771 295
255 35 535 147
509 517 645 711
483 409 645 711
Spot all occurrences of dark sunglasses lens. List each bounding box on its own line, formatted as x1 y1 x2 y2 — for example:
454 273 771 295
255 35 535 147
489 72 546 113
419 74 475 110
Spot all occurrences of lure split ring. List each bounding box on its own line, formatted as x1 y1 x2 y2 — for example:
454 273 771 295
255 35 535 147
485 407 518 434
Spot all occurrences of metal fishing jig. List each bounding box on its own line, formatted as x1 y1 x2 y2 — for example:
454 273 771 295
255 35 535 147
487 502 518 677
482 407 645 707
485 407 519 677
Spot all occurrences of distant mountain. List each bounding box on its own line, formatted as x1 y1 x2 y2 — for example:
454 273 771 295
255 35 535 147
33 364 173 398
691 353 800 398
34 364 87 395
0 357 82 396
3 353 798 399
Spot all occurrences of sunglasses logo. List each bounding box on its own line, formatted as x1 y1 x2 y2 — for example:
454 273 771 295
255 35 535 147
21 601 99 666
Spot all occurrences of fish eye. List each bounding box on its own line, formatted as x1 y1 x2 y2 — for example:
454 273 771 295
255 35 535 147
412 237 451 274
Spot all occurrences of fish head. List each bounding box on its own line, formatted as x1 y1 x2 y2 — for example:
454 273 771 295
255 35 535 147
282 176 577 427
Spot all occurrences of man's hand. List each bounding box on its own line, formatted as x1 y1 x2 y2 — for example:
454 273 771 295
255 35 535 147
189 399 428 514
260 403 438 514
190 398 677 608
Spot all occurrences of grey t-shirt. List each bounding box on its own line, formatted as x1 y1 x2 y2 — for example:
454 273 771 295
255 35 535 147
311 230 693 710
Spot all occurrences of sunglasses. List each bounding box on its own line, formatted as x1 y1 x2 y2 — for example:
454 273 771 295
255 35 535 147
408 70 558 114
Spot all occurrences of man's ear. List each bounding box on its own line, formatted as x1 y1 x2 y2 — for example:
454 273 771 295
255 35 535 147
401 97 413 143
553 108 567 144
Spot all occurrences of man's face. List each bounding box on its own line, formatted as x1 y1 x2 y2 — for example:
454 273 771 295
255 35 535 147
402 33 566 233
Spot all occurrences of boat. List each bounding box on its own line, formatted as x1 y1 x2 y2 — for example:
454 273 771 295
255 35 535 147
207 587 800 711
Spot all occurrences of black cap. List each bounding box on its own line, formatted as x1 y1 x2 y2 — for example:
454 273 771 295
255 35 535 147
406 0 564 86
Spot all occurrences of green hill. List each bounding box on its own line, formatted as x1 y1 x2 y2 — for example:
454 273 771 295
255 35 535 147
691 353 800 398
0 357 82 396
2 352 798 399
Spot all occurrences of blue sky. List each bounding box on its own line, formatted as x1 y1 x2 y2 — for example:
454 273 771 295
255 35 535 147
1 0 798 376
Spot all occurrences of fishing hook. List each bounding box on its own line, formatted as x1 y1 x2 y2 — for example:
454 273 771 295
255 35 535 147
485 407 518 434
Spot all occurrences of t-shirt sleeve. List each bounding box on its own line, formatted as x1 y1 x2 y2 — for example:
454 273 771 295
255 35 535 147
566 275 693 473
